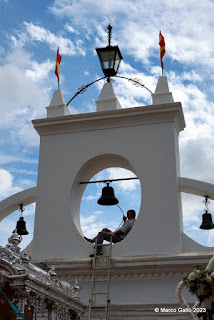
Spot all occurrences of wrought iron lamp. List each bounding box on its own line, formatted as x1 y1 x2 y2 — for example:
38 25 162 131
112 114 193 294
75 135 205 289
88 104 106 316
96 24 123 80
200 195 214 230
66 25 153 106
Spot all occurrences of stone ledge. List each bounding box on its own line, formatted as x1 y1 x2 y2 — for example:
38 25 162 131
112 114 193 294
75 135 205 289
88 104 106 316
32 102 185 136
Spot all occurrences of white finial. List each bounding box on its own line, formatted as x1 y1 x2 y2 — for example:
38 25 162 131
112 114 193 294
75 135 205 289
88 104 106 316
96 82 122 111
152 76 174 105
5 229 21 254
46 90 71 118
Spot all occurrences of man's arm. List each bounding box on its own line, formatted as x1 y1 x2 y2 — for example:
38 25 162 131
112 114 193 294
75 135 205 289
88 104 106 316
113 218 128 235
113 229 124 236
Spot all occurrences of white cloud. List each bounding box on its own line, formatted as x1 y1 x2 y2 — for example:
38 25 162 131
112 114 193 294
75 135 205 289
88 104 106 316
80 212 117 239
26 59 54 82
182 71 203 83
0 152 38 165
13 124 40 147
82 193 99 201
0 51 50 117
0 169 13 194
65 24 79 34
80 213 105 238
49 0 135 18
0 169 21 200
9 168 37 176
0 46 52 148
24 22 85 56
50 0 214 68
180 139 214 183
181 193 203 224
80 214 98 225
106 168 139 192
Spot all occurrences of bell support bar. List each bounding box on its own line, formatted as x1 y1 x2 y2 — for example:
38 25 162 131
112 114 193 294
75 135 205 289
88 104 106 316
80 177 138 185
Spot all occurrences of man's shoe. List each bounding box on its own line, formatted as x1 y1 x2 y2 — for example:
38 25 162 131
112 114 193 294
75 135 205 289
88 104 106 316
84 237 95 244
89 252 103 257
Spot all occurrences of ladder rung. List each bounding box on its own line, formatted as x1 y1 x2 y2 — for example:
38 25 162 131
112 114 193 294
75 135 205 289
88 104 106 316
94 266 109 269
94 255 110 258
94 279 108 282
90 304 106 308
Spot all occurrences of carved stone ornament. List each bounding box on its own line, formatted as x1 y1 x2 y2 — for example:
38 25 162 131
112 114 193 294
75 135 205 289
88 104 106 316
0 246 86 318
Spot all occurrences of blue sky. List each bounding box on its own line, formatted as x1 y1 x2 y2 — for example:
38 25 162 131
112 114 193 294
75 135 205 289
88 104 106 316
1 0 214 249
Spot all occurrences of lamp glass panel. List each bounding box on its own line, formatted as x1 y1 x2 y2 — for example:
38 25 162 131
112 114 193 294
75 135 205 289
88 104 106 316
99 50 115 69
114 52 121 71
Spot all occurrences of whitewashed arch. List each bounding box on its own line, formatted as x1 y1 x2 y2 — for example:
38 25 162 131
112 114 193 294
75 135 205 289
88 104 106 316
0 187 37 222
178 177 214 200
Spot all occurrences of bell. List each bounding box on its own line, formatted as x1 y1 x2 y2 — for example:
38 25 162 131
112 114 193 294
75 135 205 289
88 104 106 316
15 217 29 235
97 183 119 206
200 210 214 230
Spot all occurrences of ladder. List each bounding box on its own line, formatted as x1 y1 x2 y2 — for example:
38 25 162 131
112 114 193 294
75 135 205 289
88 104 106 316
88 238 112 320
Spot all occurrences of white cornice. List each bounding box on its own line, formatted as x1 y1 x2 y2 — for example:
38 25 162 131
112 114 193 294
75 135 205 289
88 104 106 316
32 102 185 136
32 252 212 280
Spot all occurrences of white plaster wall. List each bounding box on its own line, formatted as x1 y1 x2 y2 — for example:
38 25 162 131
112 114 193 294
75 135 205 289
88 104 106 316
76 278 189 305
32 114 182 260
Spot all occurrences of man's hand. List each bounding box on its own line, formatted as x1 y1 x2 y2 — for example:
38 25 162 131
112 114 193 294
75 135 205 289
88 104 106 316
123 215 127 222
114 230 124 236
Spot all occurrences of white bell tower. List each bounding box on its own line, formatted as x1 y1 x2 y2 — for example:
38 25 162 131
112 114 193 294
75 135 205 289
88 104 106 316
2 76 214 319
24 76 213 262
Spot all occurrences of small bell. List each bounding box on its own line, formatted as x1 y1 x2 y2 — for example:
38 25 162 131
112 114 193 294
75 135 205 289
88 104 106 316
15 217 29 235
200 196 214 230
200 210 214 230
13 204 29 236
97 183 119 206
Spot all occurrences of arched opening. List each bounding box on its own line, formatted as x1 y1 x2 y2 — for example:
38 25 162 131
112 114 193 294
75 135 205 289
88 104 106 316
80 167 141 239
70 154 142 241
181 192 214 247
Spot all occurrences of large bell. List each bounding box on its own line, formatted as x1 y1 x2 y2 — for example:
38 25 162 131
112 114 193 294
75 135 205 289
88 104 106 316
200 210 214 230
15 217 29 235
97 183 119 206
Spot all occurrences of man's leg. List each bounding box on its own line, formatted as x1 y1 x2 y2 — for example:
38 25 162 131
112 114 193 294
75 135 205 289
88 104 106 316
85 228 112 244
96 230 121 253
91 228 111 242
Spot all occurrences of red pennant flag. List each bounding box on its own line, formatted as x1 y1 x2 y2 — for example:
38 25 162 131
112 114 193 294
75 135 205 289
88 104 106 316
55 47 62 84
159 31 165 72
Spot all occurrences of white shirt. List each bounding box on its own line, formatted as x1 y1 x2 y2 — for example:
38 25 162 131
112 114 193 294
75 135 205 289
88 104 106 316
119 218 136 239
